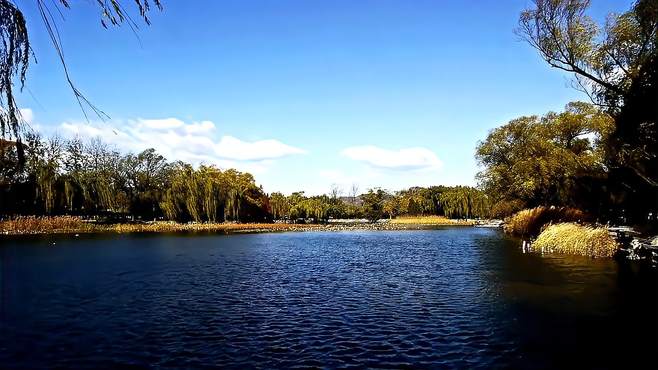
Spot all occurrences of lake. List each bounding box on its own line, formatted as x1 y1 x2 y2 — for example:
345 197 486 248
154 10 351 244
0 228 656 369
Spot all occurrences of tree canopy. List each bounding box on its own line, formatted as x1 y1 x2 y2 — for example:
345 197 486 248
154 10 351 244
517 0 656 110
517 0 657 223
476 102 613 213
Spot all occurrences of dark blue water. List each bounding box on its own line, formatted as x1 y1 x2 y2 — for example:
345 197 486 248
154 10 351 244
1 228 656 369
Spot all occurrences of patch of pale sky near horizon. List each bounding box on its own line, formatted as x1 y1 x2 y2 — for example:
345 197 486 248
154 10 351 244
341 145 442 171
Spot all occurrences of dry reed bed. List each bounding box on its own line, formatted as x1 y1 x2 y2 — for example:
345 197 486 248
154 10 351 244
504 206 587 237
0 217 325 235
533 223 618 258
389 216 473 225
0 216 469 236
0 216 92 234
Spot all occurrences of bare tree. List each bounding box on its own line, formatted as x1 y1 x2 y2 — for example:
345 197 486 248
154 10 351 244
329 183 342 200
349 183 359 204
516 0 656 109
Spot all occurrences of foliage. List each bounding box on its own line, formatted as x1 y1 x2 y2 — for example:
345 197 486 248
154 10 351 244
0 134 269 223
533 222 618 257
489 199 525 219
476 102 613 212
1 134 497 224
0 0 161 142
518 0 657 224
438 186 491 219
517 0 656 109
361 189 388 222
504 206 588 238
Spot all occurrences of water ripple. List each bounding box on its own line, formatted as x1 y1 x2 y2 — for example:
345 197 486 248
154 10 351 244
1 229 656 369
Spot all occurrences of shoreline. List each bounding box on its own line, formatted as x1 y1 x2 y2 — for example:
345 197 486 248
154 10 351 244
0 217 481 237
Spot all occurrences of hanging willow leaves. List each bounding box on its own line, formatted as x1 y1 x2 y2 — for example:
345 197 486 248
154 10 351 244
0 0 29 140
0 0 162 144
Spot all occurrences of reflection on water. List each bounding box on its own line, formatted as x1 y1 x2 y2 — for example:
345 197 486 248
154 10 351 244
0 229 656 369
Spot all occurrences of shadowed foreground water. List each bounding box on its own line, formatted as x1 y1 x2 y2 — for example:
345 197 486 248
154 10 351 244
1 228 656 369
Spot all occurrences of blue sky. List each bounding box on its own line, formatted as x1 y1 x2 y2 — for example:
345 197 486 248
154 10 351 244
16 0 631 195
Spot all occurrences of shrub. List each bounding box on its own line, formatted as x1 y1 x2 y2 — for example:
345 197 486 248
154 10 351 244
504 206 587 237
533 223 618 258
490 199 525 219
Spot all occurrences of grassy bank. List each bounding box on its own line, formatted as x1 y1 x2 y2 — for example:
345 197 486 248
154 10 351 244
0 216 475 236
533 223 618 258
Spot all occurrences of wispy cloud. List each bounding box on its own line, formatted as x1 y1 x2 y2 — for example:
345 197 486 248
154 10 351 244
19 108 34 124
58 117 306 173
215 136 306 161
341 145 442 171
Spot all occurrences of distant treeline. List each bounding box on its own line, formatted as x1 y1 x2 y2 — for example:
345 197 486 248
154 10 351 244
0 134 491 222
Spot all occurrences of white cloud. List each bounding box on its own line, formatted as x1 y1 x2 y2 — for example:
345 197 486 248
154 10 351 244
184 120 215 134
19 108 34 124
215 136 306 160
140 117 185 130
341 145 442 171
58 118 306 174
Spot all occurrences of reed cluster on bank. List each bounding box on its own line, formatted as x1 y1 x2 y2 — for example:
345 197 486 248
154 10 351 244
0 216 93 234
504 206 587 238
389 216 472 225
533 223 618 258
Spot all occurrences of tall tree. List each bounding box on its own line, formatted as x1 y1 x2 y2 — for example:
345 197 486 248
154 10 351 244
518 0 657 222
476 102 613 213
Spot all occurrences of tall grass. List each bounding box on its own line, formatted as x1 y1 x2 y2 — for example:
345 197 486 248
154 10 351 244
533 223 618 258
389 216 471 225
104 222 317 233
0 217 319 235
1 215 485 236
504 206 587 237
0 216 91 234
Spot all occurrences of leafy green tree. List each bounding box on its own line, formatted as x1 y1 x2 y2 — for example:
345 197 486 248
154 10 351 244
361 189 388 222
383 196 401 219
476 102 613 211
269 192 290 220
518 0 657 223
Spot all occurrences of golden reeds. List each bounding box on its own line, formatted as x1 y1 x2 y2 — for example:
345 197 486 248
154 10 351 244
0 217 324 235
504 206 587 237
1 216 471 236
389 216 472 225
0 216 91 234
533 222 618 258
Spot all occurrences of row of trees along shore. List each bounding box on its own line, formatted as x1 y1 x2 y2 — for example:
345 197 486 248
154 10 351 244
0 133 491 223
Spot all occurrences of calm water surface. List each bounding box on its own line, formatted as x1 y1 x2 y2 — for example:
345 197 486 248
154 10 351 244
1 228 656 369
